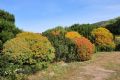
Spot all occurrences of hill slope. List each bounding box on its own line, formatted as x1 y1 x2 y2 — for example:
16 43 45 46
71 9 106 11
93 17 120 26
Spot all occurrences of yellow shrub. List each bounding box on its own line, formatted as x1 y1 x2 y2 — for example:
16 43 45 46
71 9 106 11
65 31 81 40
91 27 115 51
3 32 55 64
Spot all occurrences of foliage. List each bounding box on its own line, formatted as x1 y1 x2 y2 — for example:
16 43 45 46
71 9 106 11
1 32 55 79
74 37 94 61
115 36 120 51
67 24 98 41
0 9 15 23
43 27 80 61
0 10 22 52
106 18 120 35
43 27 68 61
65 31 81 40
91 27 115 51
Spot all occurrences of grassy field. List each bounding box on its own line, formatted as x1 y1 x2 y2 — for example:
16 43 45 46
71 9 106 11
28 52 120 80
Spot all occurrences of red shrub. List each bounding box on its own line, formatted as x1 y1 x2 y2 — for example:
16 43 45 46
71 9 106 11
74 37 94 61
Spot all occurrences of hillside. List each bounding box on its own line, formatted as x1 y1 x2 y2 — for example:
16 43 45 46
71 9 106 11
92 17 120 26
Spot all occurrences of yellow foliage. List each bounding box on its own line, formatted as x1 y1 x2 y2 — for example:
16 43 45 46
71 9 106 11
91 27 115 50
3 32 55 64
65 31 81 40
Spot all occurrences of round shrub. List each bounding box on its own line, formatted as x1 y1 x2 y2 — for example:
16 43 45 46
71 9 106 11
74 37 94 61
1 32 55 77
43 27 68 61
91 27 115 51
65 31 81 40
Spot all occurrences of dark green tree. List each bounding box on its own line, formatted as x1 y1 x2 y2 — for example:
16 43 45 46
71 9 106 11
106 18 120 35
0 9 22 51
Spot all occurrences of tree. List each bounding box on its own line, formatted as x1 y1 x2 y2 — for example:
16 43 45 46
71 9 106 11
0 9 22 51
106 18 120 35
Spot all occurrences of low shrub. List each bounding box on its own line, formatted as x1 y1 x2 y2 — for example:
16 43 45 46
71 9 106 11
74 37 94 61
115 36 120 51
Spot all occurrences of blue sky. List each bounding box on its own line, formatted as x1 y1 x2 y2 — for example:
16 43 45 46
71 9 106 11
0 0 120 32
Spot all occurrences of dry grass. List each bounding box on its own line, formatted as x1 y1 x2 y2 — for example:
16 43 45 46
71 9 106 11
27 52 120 80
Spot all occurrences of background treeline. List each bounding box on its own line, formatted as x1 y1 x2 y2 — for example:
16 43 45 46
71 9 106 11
0 9 120 80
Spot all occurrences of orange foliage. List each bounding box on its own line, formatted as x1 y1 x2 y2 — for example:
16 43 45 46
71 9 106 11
74 37 94 61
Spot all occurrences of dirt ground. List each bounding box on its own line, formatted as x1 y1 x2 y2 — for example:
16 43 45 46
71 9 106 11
28 52 120 80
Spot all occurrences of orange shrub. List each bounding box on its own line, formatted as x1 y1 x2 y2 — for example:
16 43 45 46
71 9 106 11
74 37 94 61
65 31 81 40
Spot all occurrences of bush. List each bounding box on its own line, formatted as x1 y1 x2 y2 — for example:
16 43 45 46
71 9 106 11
43 27 80 61
1 32 55 79
115 36 120 51
74 37 94 61
67 24 98 41
43 27 68 61
65 31 81 40
91 27 115 51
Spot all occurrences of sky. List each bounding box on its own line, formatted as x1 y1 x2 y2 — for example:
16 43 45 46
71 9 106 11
0 0 120 33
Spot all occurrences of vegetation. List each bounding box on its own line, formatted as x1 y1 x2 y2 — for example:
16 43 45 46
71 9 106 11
67 24 98 41
106 18 120 35
0 9 120 80
0 32 55 80
65 31 81 40
74 37 94 61
91 27 115 51
0 9 22 51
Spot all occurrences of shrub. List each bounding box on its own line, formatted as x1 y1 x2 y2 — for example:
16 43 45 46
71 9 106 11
1 32 55 79
65 31 81 40
67 24 98 41
43 27 80 61
74 37 94 61
115 36 120 51
91 27 115 51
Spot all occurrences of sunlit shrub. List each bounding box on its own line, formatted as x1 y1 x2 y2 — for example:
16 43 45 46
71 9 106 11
1 32 55 78
74 37 94 61
91 27 115 51
65 31 81 40
65 31 81 39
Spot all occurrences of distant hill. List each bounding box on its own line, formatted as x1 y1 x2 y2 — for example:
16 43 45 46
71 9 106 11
92 17 120 26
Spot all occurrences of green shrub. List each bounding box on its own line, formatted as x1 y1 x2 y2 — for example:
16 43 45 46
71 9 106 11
43 27 79 62
1 32 55 79
115 36 120 51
